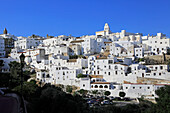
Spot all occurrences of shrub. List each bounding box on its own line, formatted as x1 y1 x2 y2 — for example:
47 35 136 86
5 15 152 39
119 92 126 98
104 91 111 96
77 73 87 78
66 85 73 93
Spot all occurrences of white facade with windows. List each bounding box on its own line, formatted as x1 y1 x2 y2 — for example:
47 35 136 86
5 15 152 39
5 23 170 99
0 37 5 57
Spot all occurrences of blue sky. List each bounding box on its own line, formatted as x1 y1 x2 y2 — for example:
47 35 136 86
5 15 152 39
0 0 170 37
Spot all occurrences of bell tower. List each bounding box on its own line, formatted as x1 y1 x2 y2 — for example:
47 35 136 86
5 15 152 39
3 28 7 34
104 23 110 31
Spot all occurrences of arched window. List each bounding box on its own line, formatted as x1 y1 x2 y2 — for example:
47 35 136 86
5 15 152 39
104 85 108 88
99 85 103 88
95 85 98 88
91 85 93 88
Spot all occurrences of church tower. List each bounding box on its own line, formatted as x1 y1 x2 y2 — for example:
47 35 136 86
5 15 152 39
104 23 111 35
3 28 7 34
104 23 110 32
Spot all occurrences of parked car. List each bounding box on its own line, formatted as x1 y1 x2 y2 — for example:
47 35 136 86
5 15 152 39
124 97 131 101
101 100 110 105
109 96 115 100
114 97 121 101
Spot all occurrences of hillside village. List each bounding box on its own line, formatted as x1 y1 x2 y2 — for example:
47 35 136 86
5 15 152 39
1 23 170 99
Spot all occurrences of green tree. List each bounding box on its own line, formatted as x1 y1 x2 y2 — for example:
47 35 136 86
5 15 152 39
12 80 38 99
0 73 10 87
104 91 111 96
150 85 170 113
8 61 30 88
119 92 126 98
78 89 88 96
77 73 87 78
32 86 90 113
0 60 4 67
92 90 98 96
66 85 73 93
9 61 21 79
8 61 21 88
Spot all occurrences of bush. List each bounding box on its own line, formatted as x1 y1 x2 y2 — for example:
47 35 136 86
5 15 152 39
77 73 87 78
69 55 78 59
119 92 126 98
104 91 111 96
78 89 88 96
66 85 73 93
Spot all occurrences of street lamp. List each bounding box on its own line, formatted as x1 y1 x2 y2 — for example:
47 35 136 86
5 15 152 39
20 53 25 95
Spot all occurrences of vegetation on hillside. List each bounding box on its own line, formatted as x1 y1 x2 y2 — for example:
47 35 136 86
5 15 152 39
1 61 170 113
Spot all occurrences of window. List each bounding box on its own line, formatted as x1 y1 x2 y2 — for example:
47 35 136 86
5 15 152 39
126 87 128 89
159 73 161 76
99 85 103 88
95 85 98 88
133 87 135 89
104 85 108 88
42 74 45 78
155 41 157 43
115 71 117 75
109 60 113 64
160 66 163 70
140 87 142 89
108 72 110 75
154 73 156 76
109 65 111 69
148 87 150 89
146 74 150 76
83 84 85 87
160 42 162 44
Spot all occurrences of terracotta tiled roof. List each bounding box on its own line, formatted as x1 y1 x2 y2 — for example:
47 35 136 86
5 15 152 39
104 42 112 43
91 82 110 84
89 75 103 78
70 40 84 43
67 59 77 62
